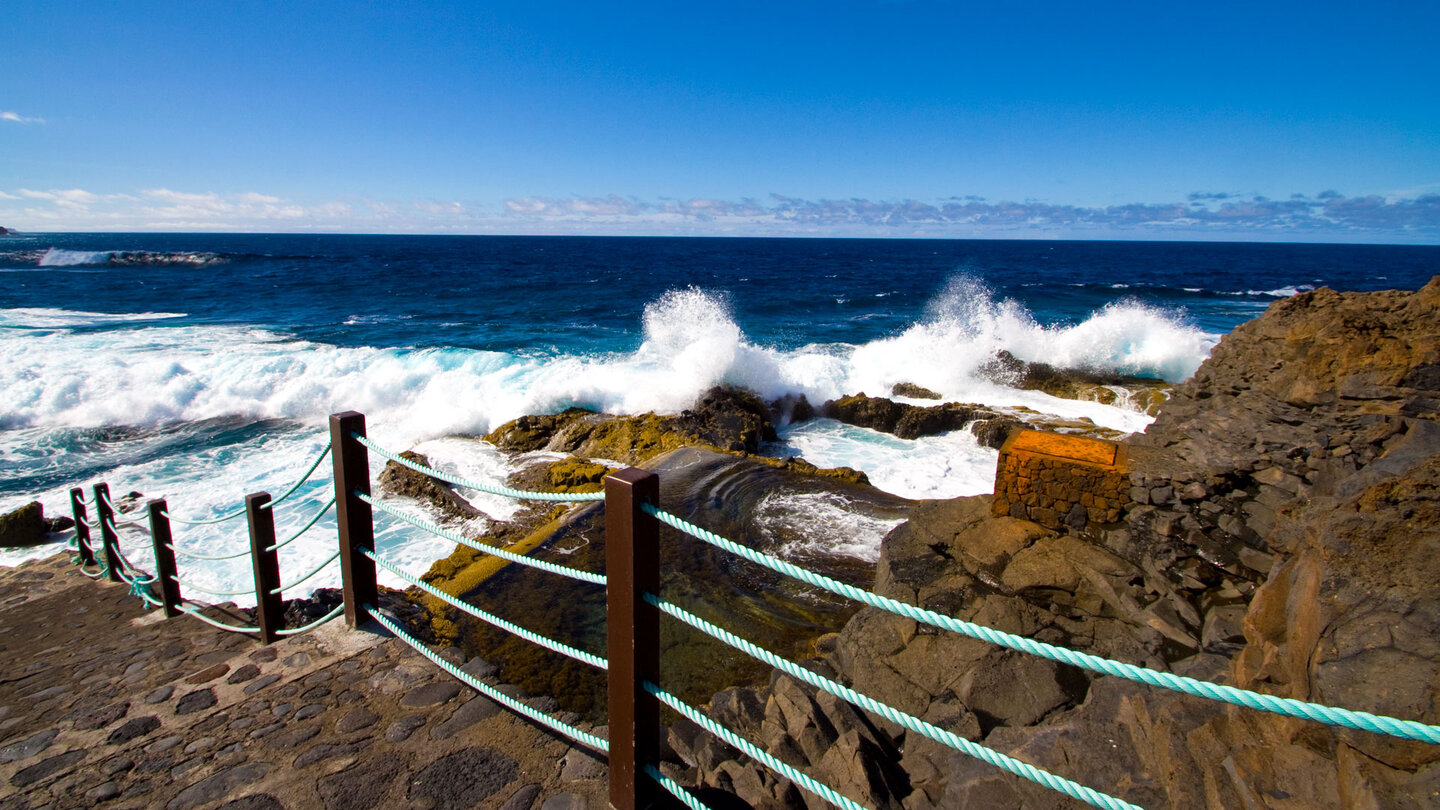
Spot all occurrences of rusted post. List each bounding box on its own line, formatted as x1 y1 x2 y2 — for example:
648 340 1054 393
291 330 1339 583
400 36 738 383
606 467 661 810
247 493 283 644
147 499 182 618
331 411 377 628
93 483 122 582
69 487 96 567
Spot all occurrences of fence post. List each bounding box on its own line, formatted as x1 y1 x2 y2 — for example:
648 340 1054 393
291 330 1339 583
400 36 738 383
605 467 661 810
70 487 96 567
330 411 377 628
247 493 283 644
147 499 182 618
93 483 122 583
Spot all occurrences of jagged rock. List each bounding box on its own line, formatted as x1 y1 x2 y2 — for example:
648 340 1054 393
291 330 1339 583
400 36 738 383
891 382 942 400
979 349 1173 416
0 501 47 548
485 386 778 464
823 394 997 440
377 451 482 521
690 280 1440 808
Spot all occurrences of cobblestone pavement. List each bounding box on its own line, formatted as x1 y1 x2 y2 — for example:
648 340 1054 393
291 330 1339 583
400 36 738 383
0 554 614 810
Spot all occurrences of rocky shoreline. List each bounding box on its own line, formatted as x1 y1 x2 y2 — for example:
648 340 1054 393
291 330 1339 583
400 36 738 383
6 279 1435 808
654 279 1440 808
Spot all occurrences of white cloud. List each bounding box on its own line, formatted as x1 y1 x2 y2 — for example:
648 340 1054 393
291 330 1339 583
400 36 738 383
3 186 1435 240
1 111 45 125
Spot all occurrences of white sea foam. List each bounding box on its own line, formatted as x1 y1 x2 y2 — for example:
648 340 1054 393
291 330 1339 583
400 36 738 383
1 286 1208 581
754 490 907 562
0 290 1184 453
0 308 187 328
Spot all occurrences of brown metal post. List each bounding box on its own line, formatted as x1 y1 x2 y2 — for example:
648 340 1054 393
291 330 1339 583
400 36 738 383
93 483 122 582
331 411 377 627
147 499 182 618
246 493 283 644
606 467 661 810
70 487 96 567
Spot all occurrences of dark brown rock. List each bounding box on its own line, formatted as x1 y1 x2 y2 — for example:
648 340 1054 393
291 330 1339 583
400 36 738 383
891 382 942 400
822 393 997 440
377 451 482 521
0 501 46 548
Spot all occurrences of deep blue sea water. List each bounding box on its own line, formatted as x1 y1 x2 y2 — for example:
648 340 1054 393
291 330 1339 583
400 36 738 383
2 233 1436 598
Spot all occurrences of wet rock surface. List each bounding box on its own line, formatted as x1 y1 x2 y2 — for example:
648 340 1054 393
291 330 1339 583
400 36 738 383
0 555 620 809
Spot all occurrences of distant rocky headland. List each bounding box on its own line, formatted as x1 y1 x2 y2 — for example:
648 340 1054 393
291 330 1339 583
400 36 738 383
0 226 16 235
389 279 1439 808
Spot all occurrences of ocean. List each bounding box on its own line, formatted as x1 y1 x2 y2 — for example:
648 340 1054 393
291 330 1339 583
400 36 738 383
2 233 1436 603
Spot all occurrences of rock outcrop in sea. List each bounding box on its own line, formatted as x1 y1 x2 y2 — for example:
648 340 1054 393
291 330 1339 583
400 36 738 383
665 280 1440 809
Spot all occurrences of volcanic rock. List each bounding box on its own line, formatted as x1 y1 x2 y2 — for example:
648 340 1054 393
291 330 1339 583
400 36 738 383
376 452 482 522
0 501 47 548
691 279 1440 808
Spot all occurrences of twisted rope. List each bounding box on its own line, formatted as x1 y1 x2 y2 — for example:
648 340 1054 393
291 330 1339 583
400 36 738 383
259 441 332 510
265 496 336 552
645 765 713 810
171 574 256 599
166 542 253 562
159 440 333 524
648 594 1141 810
364 604 610 751
160 504 247 526
362 547 608 670
645 505 1440 745
178 602 261 634
275 603 345 637
269 550 341 595
646 682 864 810
354 433 605 502
358 491 606 585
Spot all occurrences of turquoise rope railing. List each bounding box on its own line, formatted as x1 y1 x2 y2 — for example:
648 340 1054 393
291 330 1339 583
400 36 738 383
160 503 248 526
259 441 332 510
646 593 1141 810
166 542 253 562
364 604 610 752
269 550 340 595
645 764 712 810
178 601 262 634
265 495 336 553
275 603 345 637
646 681 866 810
358 491 607 586
362 546 608 670
171 574 256 599
159 440 333 525
644 504 1440 746
354 434 606 503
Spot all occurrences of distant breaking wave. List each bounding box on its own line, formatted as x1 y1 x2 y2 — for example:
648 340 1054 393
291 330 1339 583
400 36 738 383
0 278 1212 444
37 248 229 267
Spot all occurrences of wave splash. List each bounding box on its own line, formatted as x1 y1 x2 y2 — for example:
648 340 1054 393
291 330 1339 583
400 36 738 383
0 280 1212 444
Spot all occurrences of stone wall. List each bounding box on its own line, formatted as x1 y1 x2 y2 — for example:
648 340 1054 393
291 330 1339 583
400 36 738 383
990 430 1130 530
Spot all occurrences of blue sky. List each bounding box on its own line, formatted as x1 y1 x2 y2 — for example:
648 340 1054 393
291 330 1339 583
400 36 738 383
2 1 1437 242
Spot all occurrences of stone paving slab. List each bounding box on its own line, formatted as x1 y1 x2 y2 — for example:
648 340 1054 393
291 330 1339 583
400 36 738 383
0 554 616 810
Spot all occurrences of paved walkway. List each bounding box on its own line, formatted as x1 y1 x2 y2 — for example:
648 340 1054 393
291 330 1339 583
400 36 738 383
0 553 613 810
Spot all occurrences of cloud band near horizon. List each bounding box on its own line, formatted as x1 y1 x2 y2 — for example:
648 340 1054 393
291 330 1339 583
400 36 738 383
1 187 1437 241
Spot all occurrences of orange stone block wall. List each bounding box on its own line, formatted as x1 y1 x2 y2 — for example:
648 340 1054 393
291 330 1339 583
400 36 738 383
991 430 1131 531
